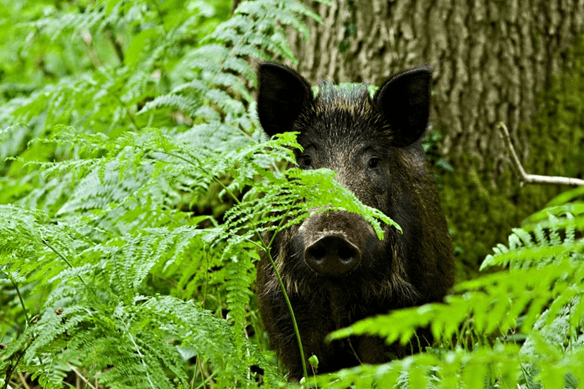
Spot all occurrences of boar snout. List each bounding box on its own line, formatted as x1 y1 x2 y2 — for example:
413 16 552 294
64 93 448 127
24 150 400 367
305 234 361 276
299 211 376 277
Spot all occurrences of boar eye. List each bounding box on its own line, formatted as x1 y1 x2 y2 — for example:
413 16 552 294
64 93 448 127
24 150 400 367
368 157 380 169
299 155 313 169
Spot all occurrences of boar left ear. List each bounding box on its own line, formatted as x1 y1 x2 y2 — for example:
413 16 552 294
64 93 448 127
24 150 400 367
257 62 313 137
374 66 432 147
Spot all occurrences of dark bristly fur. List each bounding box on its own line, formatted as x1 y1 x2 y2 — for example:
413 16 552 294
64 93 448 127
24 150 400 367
256 62 454 379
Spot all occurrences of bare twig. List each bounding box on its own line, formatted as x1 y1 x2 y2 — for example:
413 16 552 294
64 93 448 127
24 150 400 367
17 371 31 389
498 122 584 187
66 363 97 389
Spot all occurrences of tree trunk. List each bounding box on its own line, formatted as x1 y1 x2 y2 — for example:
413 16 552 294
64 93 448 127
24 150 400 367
286 0 584 276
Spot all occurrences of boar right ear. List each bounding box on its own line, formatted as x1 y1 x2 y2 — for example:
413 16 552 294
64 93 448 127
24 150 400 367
374 66 432 147
257 62 313 137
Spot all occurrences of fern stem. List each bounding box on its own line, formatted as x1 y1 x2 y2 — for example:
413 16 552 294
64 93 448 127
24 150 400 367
1 273 37 389
1 320 42 389
123 322 157 389
6 272 30 325
112 93 139 131
2 351 23 389
260 200 309 380
3 271 45 374
193 369 217 389
243 204 310 380
159 150 242 205
105 27 124 64
262 247 309 380
242 229 310 380
41 238 89 288
125 107 139 131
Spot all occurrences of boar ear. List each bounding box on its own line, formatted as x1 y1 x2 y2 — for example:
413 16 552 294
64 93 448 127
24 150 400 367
374 66 432 147
257 62 313 137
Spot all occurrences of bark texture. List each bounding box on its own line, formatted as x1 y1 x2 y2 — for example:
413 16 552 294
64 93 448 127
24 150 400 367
286 0 584 274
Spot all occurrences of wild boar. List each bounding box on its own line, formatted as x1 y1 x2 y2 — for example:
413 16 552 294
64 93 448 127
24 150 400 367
256 62 454 379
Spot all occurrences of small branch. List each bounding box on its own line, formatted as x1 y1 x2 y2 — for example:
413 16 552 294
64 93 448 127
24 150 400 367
498 122 584 187
17 371 31 389
66 363 97 389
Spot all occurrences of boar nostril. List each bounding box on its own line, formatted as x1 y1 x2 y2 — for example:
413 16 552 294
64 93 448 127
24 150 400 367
304 235 361 276
338 245 356 263
307 245 326 262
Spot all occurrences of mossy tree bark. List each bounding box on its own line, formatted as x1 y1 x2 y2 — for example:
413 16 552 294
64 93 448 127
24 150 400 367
286 0 584 277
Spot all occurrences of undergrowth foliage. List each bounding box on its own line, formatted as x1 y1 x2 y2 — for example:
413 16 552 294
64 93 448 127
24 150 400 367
1 1 583 388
